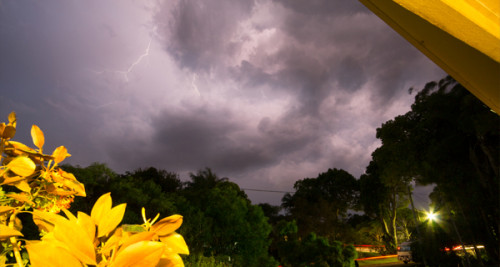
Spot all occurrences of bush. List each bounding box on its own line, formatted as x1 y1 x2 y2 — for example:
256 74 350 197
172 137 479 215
0 112 189 266
275 220 357 267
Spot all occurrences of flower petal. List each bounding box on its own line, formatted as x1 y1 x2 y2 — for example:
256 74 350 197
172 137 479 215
151 215 183 236
52 217 97 265
32 210 65 233
91 193 112 226
157 254 184 267
160 233 189 255
111 241 164 267
77 211 96 242
25 240 81 267
97 203 126 237
119 231 157 252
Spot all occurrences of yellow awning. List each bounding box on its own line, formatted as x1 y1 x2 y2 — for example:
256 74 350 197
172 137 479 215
360 0 500 113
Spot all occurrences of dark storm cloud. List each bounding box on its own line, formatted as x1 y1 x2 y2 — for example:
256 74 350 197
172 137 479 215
105 104 330 178
155 0 422 114
269 1 425 107
1 0 445 205
150 107 247 171
155 0 373 111
147 0 444 183
336 56 366 91
156 0 255 72
0 0 156 167
273 0 368 16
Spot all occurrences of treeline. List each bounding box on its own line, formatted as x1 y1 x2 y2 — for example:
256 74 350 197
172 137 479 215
61 165 359 266
61 76 498 266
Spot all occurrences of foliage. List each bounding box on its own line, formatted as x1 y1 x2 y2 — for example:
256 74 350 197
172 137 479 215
359 76 500 259
179 168 276 267
410 223 463 267
359 76 499 264
405 77 499 262
0 112 188 266
257 203 283 225
63 165 277 267
63 164 182 226
281 168 359 241
275 220 357 267
359 118 414 253
344 215 384 248
1 112 85 266
392 77 499 262
183 254 232 267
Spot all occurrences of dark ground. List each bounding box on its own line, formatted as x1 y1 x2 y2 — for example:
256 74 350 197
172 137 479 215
362 263 418 267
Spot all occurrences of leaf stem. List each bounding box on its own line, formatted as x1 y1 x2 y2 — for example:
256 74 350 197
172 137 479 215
8 211 24 267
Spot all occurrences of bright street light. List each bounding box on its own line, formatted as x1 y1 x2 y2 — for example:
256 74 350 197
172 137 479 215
426 210 437 222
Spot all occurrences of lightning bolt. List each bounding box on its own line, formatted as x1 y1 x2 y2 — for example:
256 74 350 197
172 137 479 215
191 73 201 96
125 39 151 76
88 39 152 82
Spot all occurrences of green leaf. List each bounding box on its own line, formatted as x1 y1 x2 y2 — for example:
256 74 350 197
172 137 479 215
0 123 5 137
52 146 70 164
8 111 16 125
122 224 147 233
7 156 36 177
31 125 45 150
2 125 16 139
6 192 34 205
14 180 31 192
0 206 15 214
0 224 23 240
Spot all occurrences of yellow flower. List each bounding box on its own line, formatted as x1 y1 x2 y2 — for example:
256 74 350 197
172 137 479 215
27 193 189 267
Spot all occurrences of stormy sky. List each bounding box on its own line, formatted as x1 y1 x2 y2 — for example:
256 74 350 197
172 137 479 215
0 0 444 206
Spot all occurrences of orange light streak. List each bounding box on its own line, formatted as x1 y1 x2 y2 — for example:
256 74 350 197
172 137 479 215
357 254 397 261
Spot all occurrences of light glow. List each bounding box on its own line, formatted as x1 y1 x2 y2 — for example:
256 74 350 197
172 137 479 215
426 210 438 221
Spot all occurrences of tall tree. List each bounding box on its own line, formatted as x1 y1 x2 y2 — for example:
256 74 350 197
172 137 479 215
125 167 182 193
64 164 182 224
359 159 409 253
179 168 276 266
282 168 359 241
366 76 499 262
403 77 499 261
185 167 228 191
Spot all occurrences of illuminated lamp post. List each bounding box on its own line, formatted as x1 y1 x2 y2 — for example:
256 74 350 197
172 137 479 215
425 211 437 222
424 209 472 267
